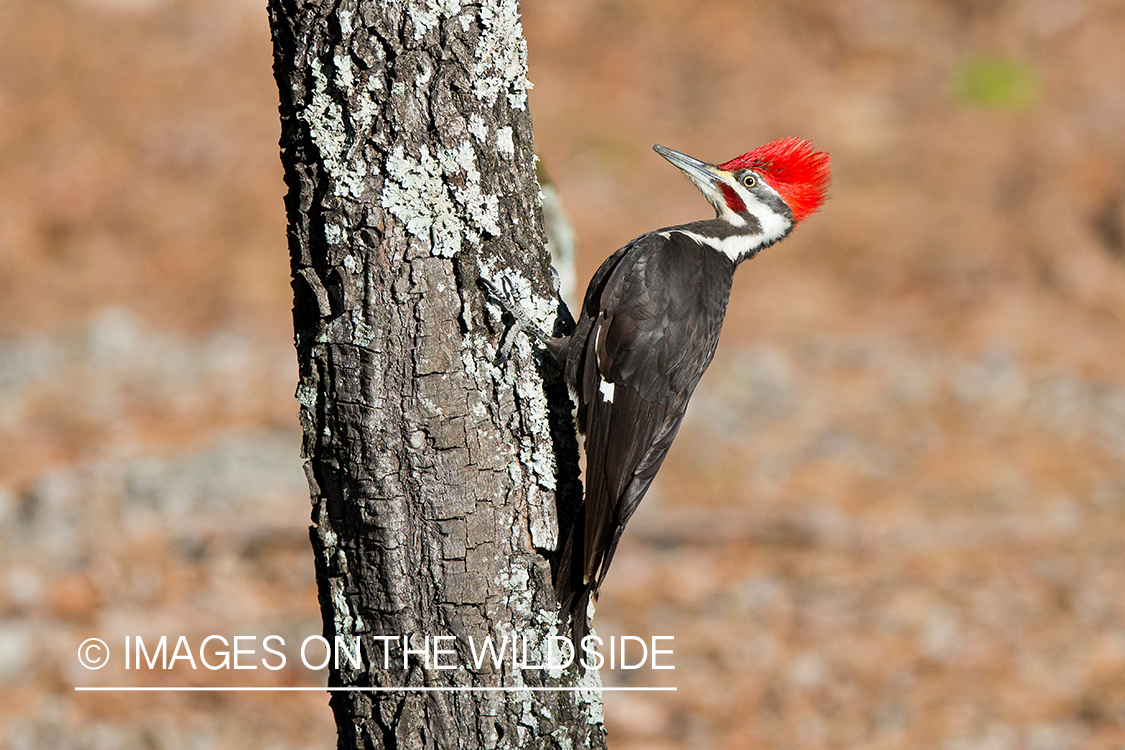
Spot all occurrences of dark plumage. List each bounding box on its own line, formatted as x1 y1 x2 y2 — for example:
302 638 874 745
491 140 831 647
550 228 738 642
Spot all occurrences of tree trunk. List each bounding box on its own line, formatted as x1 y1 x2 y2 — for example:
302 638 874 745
267 1 606 747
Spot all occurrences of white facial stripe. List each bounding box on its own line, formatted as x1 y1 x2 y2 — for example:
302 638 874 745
745 195 790 244
680 168 791 261
734 178 790 233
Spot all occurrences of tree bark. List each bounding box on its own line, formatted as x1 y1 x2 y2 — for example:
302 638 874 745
267 1 605 747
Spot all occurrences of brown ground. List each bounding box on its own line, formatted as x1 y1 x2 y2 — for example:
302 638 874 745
2 0 1125 748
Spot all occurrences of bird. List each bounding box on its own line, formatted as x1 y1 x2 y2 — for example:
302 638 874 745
485 137 831 647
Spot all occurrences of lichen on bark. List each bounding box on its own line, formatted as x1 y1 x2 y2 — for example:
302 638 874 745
267 0 600 747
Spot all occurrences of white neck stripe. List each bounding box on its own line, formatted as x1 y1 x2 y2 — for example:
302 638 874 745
672 230 760 261
673 219 788 262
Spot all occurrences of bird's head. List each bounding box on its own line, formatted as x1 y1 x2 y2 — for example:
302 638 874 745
653 138 831 246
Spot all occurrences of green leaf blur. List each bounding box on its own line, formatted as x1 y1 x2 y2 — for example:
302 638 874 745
954 57 1040 109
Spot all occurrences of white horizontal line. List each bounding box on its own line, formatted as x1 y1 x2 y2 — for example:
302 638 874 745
75 686 675 693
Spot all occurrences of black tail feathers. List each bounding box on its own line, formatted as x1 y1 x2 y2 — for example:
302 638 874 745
554 518 595 655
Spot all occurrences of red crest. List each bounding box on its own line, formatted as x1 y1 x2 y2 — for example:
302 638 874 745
719 137 831 223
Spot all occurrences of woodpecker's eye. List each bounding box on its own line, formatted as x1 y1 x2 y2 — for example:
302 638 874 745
742 174 757 188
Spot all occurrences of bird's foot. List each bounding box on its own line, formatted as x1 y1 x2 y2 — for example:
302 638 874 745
479 275 550 366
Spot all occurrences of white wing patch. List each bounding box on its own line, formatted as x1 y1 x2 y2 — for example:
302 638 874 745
594 319 614 402
599 377 615 403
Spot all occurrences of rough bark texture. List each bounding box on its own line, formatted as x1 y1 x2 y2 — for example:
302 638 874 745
267 1 606 748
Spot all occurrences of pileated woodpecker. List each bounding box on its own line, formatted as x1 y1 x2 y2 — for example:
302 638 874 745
487 138 830 644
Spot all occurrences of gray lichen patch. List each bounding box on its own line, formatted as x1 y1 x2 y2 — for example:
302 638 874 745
575 664 606 725
496 126 515 157
473 0 533 110
443 142 503 238
515 371 557 491
381 143 502 258
524 485 556 549
496 562 534 622
476 262 559 494
324 221 346 247
469 113 490 143
299 57 369 200
407 0 465 41
382 145 460 256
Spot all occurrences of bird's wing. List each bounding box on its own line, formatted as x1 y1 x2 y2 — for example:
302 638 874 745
578 232 730 587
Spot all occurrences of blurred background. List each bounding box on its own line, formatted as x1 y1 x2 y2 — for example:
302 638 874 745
2 0 1125 748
